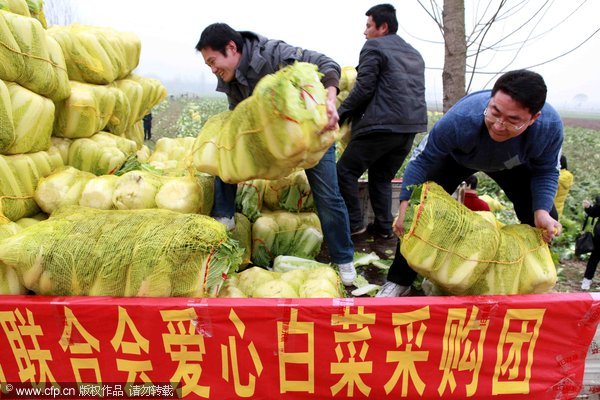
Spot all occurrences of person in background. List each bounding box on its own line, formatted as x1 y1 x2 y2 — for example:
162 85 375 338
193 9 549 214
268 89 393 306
337 3 427 240
460 174 491 212
196 23 357 285
376 69 563 297
581 195 600 290
143 112 153 141
554 154 574 218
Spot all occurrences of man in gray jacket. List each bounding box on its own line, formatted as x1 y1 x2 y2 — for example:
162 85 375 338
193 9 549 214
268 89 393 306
337 4 428 239
196 23 357 285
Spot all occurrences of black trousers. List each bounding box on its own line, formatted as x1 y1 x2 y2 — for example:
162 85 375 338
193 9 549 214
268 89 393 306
386 157 559 286
584 227 600 280
337 132 416 233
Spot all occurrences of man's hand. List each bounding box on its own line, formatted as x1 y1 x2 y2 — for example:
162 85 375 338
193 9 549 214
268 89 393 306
393 200 410 238
324 86 339 131
534 209 561 243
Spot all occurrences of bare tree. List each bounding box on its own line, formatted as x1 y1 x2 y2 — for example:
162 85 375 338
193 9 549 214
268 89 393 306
43 0 77 27
416 0 600 111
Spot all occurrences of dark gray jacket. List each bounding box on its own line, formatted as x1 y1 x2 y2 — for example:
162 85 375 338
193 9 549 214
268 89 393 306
216 32 341 110
338 34 428 136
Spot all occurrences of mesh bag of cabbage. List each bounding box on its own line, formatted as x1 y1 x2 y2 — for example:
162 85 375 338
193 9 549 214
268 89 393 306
0 206 242 297
401 181 556 295
192 62 339 183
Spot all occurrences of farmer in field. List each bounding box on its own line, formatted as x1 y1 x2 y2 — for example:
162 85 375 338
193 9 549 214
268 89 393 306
337 3 428 240
376 69 564 297
196 23 357 285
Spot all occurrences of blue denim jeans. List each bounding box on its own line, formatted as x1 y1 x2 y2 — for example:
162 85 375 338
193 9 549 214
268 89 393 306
211 177 237 218
305 145 354 265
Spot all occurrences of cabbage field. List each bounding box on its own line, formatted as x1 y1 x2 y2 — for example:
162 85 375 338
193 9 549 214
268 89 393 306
148 95 600 293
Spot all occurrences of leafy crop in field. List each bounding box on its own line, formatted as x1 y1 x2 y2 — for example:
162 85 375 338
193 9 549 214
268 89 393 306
176 98 228 138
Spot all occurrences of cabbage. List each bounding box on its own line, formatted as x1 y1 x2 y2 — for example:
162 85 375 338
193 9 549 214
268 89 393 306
112 170 162 210
253 279 298 298
272 255 330 273
79 175 119 210
155 175 202 214
34 166 95 214
236 266 275 297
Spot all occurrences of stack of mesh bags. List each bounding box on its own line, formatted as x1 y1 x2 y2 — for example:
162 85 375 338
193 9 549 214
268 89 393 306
192 62 339 183
0 206 243 297
400 181 556 295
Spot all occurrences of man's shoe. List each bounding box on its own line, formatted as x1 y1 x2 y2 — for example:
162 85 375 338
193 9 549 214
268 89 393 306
215 216 235 231
367 223 394 240
582 278 593 291
337 262 357 286
375 281 411 297
350 225 367 236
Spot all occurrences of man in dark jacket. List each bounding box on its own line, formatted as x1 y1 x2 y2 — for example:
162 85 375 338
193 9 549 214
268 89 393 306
196 23 357 285
337 3 428 239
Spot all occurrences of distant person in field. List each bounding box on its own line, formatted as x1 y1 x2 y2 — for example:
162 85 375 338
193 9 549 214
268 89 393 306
376 69 564 297
195 22 357 286
337 3 427 240
143 112 153 140
459 174 491 212
581 195 600 291
553 154 573 218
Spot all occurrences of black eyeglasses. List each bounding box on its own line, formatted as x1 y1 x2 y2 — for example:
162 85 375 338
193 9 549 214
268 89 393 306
483 107 529 131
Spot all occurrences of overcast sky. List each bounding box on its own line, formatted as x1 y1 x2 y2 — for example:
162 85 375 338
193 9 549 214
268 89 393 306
67 0 600 110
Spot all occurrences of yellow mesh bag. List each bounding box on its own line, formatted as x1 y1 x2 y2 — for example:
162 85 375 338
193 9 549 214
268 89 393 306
47 24 140 85
128 74 167 120
0 149 63 222
336 66 357 155
53 81 117 138
0 79 15 153
3 81 54 155
0 0 29 16
0 206 242 297
0 11 69 101
0 220 26 294
401 182 556 295
124 120 143 148
112 78 143 129
192 62 339 183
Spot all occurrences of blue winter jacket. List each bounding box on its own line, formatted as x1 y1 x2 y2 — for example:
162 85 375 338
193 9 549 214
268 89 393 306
401 90 564 213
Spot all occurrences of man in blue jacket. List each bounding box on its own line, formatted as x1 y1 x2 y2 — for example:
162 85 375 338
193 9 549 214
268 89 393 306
196 23 357 285
337 3 428 240
376 69 564 297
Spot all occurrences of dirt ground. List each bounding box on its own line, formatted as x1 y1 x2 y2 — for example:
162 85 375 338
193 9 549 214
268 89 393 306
561 117 600 130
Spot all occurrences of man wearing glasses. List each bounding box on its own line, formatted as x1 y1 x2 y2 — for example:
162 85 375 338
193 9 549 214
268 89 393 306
376 69 564 297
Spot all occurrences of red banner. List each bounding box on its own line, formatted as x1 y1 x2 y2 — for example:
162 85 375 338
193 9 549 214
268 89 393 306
0 293 598 399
